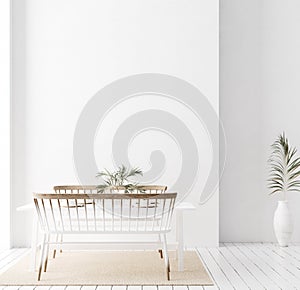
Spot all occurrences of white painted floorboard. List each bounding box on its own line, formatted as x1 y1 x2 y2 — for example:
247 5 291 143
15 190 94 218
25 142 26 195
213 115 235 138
143 286 159 290
218 244 264 290
81 286 97 290
34 287 51 290
127 286 142 290
49 287 67 290
197 247 233 289
96 287 112 290
243 243 300 288
1 244 300 289
234 243 295 289
158 286 172 290
97 286 112 290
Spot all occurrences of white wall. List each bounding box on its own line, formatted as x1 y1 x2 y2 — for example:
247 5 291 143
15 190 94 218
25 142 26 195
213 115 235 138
260 0 300 242
220 0 300 242
11 0 31 247
12 0 219 247
0 0 11 249
11 0 300 245
11 0 300 244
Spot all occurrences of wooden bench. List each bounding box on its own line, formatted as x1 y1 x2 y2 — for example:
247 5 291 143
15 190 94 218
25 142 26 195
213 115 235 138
33 192 177 281
52 185 167 258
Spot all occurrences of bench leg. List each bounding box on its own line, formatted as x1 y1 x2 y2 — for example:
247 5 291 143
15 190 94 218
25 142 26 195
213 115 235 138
60 233 63 253
158 234 163 259
53 233 59 258
158 249 163 259
37 234 46 281
161 233 170 280
44 234 50 272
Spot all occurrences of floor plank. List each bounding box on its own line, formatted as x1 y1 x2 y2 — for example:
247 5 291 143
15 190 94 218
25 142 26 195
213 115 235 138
66 287 82 290
0 250 18 263
157 286 172 290
219 243 265 290
207 247 249 290
50 286 67 290
173 287 188 290
96 287 112 290
143 286 158 290
0 249 29 273
81 286 97 290
262 244 300 276
234 243 295 290
35 286 51 290
197 248 233 290
225 243 281 290
127 287 142 290
112 287 126 290
97 286 112 290
281 244 300 259
244 243 300 287
268 243 300 265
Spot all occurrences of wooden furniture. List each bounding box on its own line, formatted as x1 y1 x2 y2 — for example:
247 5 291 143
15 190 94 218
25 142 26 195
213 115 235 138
33 192 177 281
52 185 167 258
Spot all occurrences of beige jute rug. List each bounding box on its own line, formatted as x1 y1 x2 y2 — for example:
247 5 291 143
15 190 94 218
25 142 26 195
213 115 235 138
0 250 213 286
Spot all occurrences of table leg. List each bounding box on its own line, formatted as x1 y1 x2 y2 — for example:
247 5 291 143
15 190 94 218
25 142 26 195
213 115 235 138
176 210 184 271
30 214 39 272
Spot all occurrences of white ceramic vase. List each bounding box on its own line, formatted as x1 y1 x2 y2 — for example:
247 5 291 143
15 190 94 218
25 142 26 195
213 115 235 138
273 200 293 247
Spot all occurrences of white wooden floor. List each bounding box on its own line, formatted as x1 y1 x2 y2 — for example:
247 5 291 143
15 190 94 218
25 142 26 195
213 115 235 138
1 243 300 290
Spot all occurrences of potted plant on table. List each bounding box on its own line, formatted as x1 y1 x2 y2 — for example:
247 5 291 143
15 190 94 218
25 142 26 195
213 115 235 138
96 164 144 193
268 133 300 246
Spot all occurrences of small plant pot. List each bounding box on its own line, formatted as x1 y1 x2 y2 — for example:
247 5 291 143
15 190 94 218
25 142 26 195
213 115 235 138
273 200 293 247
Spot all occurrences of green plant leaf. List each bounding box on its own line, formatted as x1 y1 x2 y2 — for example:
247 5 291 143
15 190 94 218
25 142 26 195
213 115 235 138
267 132 300 195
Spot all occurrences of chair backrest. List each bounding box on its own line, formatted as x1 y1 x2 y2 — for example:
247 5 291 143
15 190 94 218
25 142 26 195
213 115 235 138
53 185 98 194
33 193 177 234
135 185 167 194
53 185 167 194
